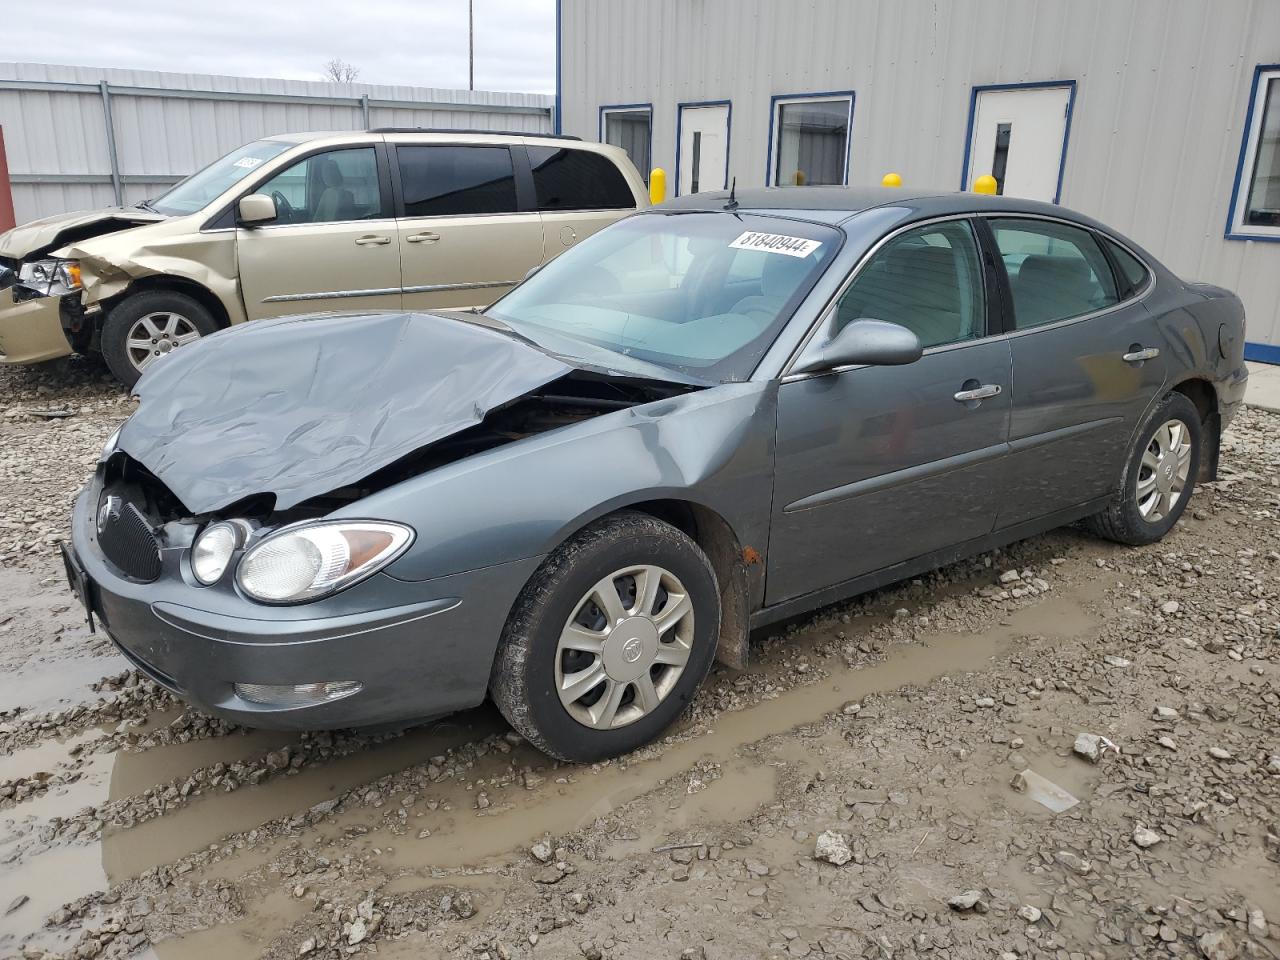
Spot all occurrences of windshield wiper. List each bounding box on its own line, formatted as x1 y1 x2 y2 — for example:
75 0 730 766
135 199 156 212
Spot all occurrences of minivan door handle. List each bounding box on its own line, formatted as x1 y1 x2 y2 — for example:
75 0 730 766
354 235 391 246
405 232 440 244
1122 346 1160 364
954 383 1002 403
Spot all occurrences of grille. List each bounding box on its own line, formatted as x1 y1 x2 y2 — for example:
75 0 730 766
99 499 163 582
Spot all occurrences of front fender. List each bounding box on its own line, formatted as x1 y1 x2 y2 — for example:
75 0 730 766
351 382 778 585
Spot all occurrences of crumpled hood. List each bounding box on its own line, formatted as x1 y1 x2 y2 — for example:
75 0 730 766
0 208 165 260
119 312 574 514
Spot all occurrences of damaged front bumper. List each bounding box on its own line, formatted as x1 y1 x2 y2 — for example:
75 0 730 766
68 480 541 730
0 285 73 364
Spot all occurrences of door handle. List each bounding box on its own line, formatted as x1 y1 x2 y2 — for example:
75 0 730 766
354 235 391 246
1122 346 1160 364
954 384 1002 403
405 232 440 244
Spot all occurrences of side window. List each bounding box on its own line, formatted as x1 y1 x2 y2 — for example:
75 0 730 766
254 147 383 224
835 220 985 349
989 219 1119 329
1102 237 1150 298
396 145 518 217
527 146 637 211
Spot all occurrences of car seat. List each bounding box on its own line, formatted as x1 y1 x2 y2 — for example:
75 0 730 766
313 158 355 222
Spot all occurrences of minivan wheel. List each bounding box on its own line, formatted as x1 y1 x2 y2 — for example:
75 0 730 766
490 512 720 763
101 291 220 388
1083 392 1202 546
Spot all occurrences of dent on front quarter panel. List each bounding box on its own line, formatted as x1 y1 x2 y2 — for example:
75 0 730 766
364 381 778 591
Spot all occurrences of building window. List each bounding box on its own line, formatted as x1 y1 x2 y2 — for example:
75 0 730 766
769 93 854 187
600 106 652 185
1228 66 1280 240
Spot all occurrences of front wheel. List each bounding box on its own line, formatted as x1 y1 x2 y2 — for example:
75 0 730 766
490 512 720 762
101 290 220 388
1083 392 1202 546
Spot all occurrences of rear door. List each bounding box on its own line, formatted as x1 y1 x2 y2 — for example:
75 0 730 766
767 217 1012 604
237 145 401 318
984 216 1166 528
392 143 543 311
523 144 639 261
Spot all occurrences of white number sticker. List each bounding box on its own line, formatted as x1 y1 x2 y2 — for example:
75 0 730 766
729 231 823 258
233 157 264 169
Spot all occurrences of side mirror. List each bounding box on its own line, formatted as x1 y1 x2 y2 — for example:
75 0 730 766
791 318 923 375
238 194 277 226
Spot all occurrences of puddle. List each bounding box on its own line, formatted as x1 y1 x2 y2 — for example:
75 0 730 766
0 654 129 715
0 841 109 952
144 888 306 960
0 728 101 784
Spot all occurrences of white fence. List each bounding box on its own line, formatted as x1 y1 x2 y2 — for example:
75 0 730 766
0 63 555 224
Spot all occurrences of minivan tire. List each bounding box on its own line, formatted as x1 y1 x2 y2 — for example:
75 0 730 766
1083 392 1202 546
490 512 720 763
101 291 220 388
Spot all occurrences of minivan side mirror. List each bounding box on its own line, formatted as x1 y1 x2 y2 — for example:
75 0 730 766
790 318 923 376
238 194 278 226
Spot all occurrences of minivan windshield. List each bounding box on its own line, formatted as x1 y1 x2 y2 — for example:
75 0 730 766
488 212 840 382
148 140 294 217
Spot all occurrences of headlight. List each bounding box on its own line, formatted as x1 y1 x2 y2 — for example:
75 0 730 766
191 520 251 585
17 259 82 298
236 521 413 603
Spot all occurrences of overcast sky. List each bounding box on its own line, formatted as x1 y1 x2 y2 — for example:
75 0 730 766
1 0 556 93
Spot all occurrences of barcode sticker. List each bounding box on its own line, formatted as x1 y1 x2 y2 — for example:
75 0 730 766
729 231 823 258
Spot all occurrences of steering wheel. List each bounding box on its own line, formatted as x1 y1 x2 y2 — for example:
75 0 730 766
270 190 295 220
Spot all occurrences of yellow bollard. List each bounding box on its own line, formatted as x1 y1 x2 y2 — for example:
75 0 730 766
973 174 998 195
649 168 666 205
881 172 903 188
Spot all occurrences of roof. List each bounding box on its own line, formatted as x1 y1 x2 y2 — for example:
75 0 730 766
654 185 1098 228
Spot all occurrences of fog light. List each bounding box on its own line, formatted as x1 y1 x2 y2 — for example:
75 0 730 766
233 680 362 707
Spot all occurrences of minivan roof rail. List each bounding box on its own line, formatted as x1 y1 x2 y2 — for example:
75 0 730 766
369 128 581 140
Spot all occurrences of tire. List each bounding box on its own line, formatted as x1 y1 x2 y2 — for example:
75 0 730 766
1083 392 1202 546
101 290 220 388
490 512 720 763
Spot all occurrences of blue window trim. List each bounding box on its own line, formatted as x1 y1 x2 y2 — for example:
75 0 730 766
959 80 1077 203
598 103 654 182
1225 64 1280 242
764 90 856 187
674 99 733 197
1245 340 1280 364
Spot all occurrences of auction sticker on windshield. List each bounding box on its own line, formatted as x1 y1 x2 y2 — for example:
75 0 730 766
729 232 823 258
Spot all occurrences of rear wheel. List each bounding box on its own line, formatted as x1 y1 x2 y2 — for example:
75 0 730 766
101 290 220 388
490 512 720 762
1083 392 1201 546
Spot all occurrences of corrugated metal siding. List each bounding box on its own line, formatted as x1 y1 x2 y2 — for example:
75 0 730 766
561 0 1280 352
0 62 553 223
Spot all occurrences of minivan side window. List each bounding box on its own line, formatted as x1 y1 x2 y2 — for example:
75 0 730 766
397 145 518 217
989 219 1119 329
835 220 986 349
254 148 384 224
527 146 636 211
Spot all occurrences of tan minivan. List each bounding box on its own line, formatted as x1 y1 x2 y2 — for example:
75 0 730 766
0 130 648 385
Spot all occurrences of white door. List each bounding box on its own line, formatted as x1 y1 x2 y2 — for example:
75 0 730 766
966 86 1072 202
678 103 729 195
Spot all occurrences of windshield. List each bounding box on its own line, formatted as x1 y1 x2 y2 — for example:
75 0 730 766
148 140 294 217
488 212 840 382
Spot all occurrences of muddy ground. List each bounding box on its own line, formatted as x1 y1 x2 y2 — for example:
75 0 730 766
0 356 1276 960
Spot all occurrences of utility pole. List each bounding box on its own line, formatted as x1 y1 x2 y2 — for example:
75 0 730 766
468 0 475 91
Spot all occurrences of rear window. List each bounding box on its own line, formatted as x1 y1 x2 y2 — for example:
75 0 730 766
396 145 518 217
527 146 636 212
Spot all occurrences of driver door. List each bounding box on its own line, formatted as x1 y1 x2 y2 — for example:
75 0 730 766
237 145 402 319
766 218 1012 604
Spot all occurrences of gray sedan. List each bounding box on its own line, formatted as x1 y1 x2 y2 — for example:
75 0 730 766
64 187 1248 762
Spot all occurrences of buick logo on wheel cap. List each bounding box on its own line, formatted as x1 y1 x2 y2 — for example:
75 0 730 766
621 637 644 663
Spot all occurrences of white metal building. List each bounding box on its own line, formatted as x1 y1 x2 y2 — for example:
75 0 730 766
556 0 1280 362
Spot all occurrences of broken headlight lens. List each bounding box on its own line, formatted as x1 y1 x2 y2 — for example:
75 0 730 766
236 521 413 603
17 259 82 297
191 520 250 585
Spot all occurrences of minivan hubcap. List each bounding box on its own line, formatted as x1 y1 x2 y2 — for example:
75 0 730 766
1136 419 1192 522
126 312 201 372
555 564 694 730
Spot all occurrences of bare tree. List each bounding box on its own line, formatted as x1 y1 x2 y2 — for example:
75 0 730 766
322 59 360 84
